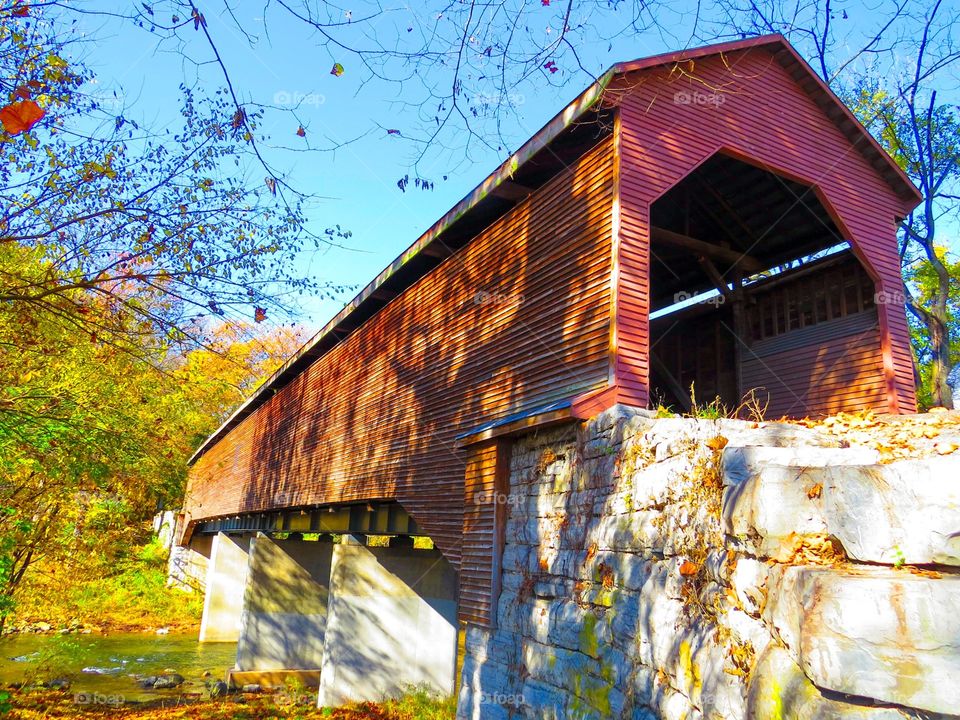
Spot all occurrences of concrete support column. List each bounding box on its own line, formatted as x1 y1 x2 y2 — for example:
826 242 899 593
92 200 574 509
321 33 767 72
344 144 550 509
317 537 459 707
198 533 251 642
235 533 334 672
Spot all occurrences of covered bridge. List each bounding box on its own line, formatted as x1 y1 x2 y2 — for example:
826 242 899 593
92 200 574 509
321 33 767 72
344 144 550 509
176 34 920 694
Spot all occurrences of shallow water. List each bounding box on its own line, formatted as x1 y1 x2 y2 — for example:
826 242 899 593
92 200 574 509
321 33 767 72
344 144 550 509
0 632 237 702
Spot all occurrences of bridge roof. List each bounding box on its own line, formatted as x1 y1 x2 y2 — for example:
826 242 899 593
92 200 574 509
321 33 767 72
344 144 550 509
189 34 920 465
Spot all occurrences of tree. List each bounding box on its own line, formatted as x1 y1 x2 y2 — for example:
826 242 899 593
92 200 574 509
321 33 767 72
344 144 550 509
1 4 348 356
0 246 302 627
874 97 960 408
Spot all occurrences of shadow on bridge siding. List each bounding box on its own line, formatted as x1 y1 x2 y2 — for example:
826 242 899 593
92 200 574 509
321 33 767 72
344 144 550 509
236 125 616 568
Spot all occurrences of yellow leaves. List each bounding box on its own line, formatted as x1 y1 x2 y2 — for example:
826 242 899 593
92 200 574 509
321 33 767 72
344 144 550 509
79 158 117 181
807 408 960 463
46 53 68 69
785 533 846 566
806 482 823 499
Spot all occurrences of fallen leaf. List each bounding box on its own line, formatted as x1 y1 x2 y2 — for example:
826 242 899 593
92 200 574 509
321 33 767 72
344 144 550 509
806 482 823 499
706 435 728 451
0 100 45 135
679 560 699 577
935 441 959 455
907 566 943 579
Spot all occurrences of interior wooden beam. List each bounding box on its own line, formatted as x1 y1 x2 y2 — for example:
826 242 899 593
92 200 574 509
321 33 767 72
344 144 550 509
689 177 759 244
651 226 764 273
697 256 735 299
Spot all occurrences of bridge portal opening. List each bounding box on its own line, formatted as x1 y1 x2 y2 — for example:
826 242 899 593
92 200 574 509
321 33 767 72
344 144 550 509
648 152 885 418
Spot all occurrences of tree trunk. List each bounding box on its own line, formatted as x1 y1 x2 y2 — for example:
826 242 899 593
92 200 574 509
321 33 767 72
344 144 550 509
929 316 954 409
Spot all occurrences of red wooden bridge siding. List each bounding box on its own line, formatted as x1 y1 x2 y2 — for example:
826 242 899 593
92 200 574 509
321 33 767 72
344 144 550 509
612 44 917 413
184 137 616 567
183 38 921 630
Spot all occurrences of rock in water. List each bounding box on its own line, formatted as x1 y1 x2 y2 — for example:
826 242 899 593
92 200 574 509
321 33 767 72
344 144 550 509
151 674 185 689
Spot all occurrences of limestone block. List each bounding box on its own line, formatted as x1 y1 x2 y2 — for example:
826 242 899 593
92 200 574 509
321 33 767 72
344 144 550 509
747 645 914 720
819 457 960 566
500 545 532 575
721 607 772 661
628 459 677 511
657 688 701 720
765 565 960 716
723 448 960 565
730 557 769 617
519 678 567 720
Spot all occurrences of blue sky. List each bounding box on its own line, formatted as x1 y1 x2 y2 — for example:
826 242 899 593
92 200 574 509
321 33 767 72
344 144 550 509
69 2 956 334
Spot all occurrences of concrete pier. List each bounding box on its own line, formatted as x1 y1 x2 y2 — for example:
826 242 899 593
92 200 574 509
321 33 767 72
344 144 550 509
198 533 251 642
235 534 333 672
317 537 458 707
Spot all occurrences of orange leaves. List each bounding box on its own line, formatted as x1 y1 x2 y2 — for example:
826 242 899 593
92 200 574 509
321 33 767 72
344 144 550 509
705 435 728 451
806 409 960 463
254 306 267 323
0 99 44 135
679 560 699 577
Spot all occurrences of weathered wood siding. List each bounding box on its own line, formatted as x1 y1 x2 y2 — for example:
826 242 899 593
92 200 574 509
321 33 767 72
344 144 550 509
613 45 916 413
460 440 510 626
740 256 887 416
185 137 616 566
